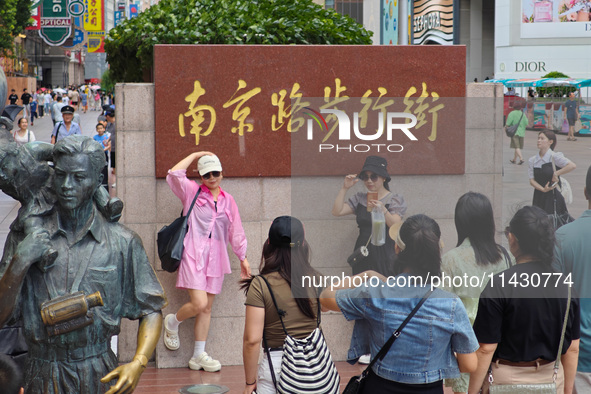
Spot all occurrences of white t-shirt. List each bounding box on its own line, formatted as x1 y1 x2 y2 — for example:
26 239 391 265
13 129 36 146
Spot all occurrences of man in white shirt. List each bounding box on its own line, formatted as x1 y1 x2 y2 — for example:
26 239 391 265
52 96 66 123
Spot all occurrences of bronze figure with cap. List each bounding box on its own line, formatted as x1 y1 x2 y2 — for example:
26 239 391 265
0 136 167 393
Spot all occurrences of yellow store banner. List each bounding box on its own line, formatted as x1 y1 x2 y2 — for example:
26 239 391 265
84 0 104 32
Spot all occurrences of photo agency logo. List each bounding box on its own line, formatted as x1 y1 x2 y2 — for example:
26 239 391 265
300 103 418 153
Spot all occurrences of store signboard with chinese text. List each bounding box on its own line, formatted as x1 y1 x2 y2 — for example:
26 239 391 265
412 0 459 45
84 0 105 52
154 45 466 177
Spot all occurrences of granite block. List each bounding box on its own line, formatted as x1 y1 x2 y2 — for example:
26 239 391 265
262 178 292 220
123 177 157 223
120 131 155 177
394 176 465 220
156 180 182 223
117 319 139 363
221 178 263 222
302 219 359 269
465 128 496 174
321 313 354 362
227 221 262 271
465 97 497 129
125 223 157 268
116 83 155 132
291 177 353 221
466 82 502 98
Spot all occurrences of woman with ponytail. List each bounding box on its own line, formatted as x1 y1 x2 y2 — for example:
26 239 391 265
241 216 328 394
321 214 479 393
468 206 581 394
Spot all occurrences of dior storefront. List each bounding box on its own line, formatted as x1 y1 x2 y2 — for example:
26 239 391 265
495 0 591 81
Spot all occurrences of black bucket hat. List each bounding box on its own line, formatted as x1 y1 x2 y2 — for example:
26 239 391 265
358 156 390 182
269 216 305 248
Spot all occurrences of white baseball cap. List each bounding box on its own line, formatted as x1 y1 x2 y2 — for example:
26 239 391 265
197 154 222 176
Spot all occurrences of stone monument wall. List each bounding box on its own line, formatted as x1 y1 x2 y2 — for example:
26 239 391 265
115 82 504 367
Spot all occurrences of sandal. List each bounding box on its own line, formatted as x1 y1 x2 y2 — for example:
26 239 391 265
518 160 524 165
163 314 180 350
509 159 516 164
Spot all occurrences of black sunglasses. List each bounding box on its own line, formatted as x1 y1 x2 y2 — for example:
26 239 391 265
359 172 379 182
202 171 221 180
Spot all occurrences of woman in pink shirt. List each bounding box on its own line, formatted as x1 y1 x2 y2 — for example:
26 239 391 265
163 151 251 372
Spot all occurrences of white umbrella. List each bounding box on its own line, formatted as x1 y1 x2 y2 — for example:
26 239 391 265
54 88 67 94
91 85 101 90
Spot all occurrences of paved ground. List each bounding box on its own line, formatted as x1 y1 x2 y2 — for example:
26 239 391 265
0 110 589 393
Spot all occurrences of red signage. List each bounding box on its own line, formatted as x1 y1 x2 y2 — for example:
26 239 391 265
154 45 466 178
26 7 41 30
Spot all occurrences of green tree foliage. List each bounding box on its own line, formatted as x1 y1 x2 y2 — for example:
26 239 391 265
101 69 115 94
537 71 576 98
0 0 31 57
105 0 373 82
542 71 569 79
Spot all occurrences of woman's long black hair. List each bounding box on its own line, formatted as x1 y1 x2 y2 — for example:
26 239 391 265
508 205 555 266
393 214 441 280
240 239 322 320
455 192 502 266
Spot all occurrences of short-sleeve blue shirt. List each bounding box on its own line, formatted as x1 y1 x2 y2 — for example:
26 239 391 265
52 121 82 142
336 274 478 384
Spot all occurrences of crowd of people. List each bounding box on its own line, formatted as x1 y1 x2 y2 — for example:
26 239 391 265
7 86 113 127
5 84 118 190
0 83 589 393
148 150 588 394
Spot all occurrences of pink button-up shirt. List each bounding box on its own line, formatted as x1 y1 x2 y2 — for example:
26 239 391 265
166 169 247 287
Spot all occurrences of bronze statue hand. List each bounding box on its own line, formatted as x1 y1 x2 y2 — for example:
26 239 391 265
14 228 52 271
100 360 144 394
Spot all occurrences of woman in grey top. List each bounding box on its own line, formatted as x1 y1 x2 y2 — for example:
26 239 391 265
332 155 406 276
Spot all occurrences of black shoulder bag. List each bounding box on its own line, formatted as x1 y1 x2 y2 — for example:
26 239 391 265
342 288 435 394
157 186 201 272
505 111 524 138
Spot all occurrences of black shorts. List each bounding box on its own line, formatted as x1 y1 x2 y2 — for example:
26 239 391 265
567 117 576 126
110 151 116 168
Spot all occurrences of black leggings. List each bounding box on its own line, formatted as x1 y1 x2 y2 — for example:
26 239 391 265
361 369 443 394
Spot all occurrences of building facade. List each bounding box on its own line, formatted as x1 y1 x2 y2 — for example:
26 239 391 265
495 0 591 80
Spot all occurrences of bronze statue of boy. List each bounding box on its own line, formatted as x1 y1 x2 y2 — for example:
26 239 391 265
0 135 167 393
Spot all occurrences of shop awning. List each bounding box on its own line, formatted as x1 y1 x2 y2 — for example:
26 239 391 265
484 78 591 88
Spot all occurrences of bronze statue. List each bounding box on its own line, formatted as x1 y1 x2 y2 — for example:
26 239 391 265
0 135 167 393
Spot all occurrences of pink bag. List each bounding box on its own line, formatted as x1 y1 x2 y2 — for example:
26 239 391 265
562 119 570 134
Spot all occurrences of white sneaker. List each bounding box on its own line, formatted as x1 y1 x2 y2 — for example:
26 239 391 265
189 352 221 372
358 354 371 365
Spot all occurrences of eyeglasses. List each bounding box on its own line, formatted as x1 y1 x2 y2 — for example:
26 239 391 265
202 171 221 180
359 172 379 182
